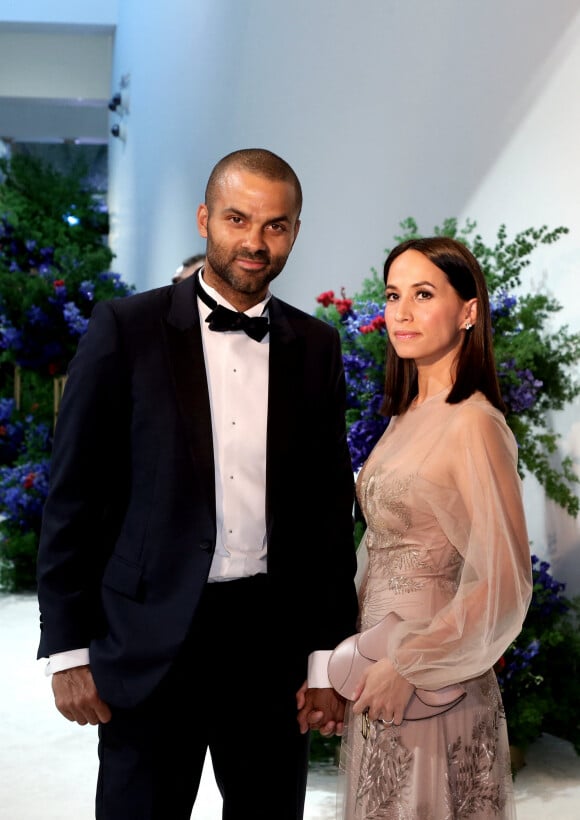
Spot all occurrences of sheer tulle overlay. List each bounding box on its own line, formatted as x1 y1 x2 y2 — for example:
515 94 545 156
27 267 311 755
337 390 533 819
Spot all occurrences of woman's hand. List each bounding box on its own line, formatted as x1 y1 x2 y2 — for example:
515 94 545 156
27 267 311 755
351 657 415 726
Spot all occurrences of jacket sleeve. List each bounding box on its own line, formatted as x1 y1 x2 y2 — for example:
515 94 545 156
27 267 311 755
36 300 130 658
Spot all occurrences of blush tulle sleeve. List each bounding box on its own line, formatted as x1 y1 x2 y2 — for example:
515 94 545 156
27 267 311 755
388 402 533 689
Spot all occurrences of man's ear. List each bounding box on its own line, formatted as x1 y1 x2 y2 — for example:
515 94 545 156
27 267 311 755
197 204 208 238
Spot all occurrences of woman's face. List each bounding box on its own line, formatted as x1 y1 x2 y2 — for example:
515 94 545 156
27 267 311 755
384 249 476 368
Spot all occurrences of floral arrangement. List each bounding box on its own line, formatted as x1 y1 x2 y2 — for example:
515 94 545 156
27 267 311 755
0 151 135 590
495 555 580 755
315 217 580 517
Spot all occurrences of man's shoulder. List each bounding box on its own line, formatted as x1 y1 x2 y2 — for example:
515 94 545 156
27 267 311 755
270 296 339 337
95 283 173 318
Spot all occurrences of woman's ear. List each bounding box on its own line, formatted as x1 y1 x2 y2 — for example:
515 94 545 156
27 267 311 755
464 298 478 330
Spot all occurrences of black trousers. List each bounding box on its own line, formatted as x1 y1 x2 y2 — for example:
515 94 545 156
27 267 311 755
96 575 310 819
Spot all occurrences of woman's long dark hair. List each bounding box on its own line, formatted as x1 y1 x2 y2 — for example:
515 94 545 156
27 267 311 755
380 236 506 417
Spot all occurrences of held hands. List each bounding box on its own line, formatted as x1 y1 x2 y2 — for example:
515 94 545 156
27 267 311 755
351 657 415 726
296 681 346 737
52 665 112 726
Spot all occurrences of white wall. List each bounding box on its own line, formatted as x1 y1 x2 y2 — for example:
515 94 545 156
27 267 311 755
0 30 111 98
457 9 580 590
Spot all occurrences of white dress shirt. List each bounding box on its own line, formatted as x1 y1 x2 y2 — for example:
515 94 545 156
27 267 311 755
198 276 270 581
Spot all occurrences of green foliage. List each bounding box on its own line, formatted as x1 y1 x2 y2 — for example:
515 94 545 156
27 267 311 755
0 152 109 256
0 528 41 591
0 153 134 591
496 556 580 755
309 732 340 766
0 154 132 378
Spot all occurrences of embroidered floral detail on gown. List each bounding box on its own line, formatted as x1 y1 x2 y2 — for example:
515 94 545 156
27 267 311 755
337 390 532 820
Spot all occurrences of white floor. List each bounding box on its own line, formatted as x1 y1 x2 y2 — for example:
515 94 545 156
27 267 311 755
2 592 580 819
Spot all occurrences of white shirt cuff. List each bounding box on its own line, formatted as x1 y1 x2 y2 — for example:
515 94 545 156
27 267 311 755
307 649 333 688
45 648 90 676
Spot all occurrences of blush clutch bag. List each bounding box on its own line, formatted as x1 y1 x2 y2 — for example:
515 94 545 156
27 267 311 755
328 611 466 720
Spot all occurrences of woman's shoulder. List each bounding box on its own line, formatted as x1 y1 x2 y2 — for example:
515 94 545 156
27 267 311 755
455 391 504 421
447 392 516 450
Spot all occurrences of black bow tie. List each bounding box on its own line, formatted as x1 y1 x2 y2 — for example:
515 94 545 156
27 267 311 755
205 304 269 341
195 273 270 342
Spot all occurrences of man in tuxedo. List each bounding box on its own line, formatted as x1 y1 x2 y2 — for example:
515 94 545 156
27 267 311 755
36 148 358 819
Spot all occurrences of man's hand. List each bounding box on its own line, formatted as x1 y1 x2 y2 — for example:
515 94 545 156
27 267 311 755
52 665 112 726
296 681 346 737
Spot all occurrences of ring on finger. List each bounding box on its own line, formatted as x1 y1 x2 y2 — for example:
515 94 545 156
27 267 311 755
380 717 395 726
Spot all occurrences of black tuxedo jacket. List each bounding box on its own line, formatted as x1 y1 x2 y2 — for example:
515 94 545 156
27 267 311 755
36 275 358 708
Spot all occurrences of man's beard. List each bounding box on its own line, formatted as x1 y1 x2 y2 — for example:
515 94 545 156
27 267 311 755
206 244 287 295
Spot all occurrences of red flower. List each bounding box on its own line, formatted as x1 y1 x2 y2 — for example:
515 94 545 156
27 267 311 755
334 298 353 316
53 279 65 288
48 363 58 375
316 290 335 307
23 472 36 490
0 425 6 436
360 316 386 334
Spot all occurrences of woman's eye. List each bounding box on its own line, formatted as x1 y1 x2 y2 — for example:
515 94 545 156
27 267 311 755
385 292 398 301
416 290 433 300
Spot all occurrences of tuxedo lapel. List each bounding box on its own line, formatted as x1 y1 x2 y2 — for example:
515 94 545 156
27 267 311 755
163 281 216 518
265 298 303 527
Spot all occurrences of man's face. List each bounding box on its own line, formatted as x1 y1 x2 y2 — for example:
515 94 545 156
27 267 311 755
196 169 300 306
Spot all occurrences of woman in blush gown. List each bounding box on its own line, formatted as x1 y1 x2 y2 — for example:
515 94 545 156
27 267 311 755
336 237 533 820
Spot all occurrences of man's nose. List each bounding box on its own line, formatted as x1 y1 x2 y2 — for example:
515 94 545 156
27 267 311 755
242 225 266 250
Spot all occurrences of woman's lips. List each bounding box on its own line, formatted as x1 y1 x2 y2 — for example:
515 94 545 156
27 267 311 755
394 331 420 340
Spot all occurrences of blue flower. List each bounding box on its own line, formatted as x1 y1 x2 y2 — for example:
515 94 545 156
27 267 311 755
79 280 95 301
63 302 89 336
0 460 51 531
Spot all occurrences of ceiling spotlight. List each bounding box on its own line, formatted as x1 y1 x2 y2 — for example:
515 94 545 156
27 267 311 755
108 93 122 112
111 124 123 139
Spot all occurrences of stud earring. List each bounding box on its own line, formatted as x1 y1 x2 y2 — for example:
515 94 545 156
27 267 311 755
465 321 473 331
